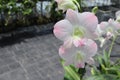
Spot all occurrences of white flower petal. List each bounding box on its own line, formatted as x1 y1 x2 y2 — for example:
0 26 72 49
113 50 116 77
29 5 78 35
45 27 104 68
53 20 73 41
80 39 97 58
65 9 80 25
79 12 98 32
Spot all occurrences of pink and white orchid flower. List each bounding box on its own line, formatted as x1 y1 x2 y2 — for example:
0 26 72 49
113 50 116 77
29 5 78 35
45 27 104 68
55 0 78 12
100 19 120 38
59 39 97 68
99 19 120 47
53 9 98 45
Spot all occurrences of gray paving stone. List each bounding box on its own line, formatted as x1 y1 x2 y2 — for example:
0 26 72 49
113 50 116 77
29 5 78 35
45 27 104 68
42 51 56 58
0 53 14 60
0 57 16 67
0 60 8 67
34 54 45 62
50 73 64 80
0 74 9 80
7 68 28 80
25 64 39 74
8 62 21 70
14 52 27 62
0 66 10 75
38 59 51 69
39 66 54 77
27 70 43 80
14 50 26 56
20 57 36 67
25 49 40 59
49 56 61 65
0 48 9 55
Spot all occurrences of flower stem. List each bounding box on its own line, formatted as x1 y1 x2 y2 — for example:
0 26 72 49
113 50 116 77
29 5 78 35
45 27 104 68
108 36 117 57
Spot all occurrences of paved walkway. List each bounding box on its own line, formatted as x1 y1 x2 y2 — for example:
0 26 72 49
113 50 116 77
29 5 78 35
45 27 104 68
0 27 120 80
0 33 64 80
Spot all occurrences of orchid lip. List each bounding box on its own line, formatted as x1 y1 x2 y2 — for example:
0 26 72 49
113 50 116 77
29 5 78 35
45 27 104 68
76 53 83 61
73 27 85 37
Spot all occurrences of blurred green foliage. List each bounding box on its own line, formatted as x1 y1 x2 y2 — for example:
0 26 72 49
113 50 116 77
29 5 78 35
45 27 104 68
0 0 63 32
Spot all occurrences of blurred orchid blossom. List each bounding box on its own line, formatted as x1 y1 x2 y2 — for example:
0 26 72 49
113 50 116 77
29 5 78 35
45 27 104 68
53 9 98 45
55 0 78 12
99 19 120 47
59 39 97 68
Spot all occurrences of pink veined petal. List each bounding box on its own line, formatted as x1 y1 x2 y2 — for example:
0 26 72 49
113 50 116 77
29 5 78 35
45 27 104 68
59 46 65 54
108 19 120 30
59 45 74 67
94 24 103 38
99 21 108 30
63 37 73 48
59 45 73 66
59 44 76 62
73 38 84 47
113 22 120 30
80 39 97 58
65 9 80 25
59 44 75 66
84 29 99 39
53 20 73 41
87 39 97 56
79 12 98 32
64 58 74 66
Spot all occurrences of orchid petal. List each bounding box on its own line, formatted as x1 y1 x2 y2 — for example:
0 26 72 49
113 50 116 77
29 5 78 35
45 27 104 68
79 12 98 32
65 9 79 25
99 22 108 30
53 20 73 41
80 39 97 58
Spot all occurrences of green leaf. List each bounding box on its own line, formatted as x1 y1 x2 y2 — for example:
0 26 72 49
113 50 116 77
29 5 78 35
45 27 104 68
61 60 80 80
86 74 120 80
103 50 110 67
91 67 100 75
85 75 105 80
22 8 32 15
